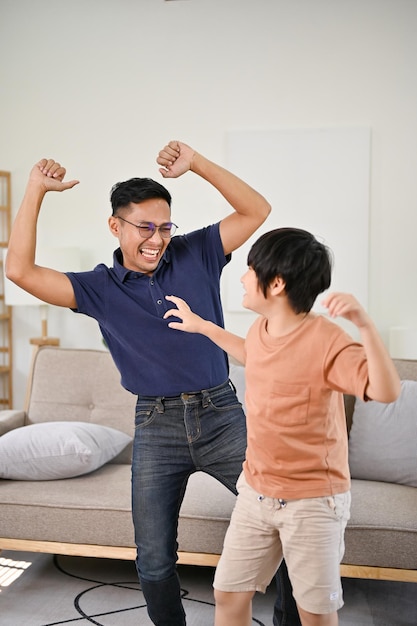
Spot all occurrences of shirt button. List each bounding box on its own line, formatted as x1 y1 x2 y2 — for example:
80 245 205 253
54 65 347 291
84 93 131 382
157 299 162 305
150 280 154 285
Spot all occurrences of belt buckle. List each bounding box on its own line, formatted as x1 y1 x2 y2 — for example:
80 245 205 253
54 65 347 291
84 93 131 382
181 393 196 401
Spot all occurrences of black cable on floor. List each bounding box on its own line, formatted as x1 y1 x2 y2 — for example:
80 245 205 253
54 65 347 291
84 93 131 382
38 555 266 626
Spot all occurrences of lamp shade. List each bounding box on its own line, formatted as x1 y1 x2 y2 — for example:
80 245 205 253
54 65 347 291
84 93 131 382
3 247 80 306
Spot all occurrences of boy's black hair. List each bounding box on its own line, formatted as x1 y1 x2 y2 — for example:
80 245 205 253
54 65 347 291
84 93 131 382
247 227 332 314
110 177 172 215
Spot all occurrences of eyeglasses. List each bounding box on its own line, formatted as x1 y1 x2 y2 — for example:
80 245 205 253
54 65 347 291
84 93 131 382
117 216 178 238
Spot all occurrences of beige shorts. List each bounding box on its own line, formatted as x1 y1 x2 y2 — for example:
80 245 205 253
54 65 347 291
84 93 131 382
213 472 351 615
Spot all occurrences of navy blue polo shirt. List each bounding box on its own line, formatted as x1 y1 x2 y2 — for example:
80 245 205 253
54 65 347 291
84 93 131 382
66 223 231 396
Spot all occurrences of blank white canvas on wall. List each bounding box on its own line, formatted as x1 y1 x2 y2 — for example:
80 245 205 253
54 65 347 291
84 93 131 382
223 127 371 314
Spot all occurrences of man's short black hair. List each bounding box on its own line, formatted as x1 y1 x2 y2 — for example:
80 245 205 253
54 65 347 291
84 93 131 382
247 227 332 314
110 177 172 215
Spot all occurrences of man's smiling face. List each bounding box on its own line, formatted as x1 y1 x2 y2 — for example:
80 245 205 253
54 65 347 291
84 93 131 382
109 198 172 275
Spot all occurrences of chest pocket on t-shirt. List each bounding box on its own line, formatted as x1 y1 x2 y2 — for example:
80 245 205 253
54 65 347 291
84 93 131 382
267 382 310 426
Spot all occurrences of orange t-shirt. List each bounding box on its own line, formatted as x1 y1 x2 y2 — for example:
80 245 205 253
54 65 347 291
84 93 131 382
243 314 369 500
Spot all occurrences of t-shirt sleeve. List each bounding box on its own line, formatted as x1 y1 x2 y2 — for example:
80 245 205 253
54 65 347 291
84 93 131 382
323 330 369 400
65 266 108 323
181 223 231 277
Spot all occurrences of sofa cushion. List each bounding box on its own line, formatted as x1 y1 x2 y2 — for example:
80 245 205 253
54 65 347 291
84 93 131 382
343 478 417 570
0 421 132 480
0 467 236 553
348 380 417 486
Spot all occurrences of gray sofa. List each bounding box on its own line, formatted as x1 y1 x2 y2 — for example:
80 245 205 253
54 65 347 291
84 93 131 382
0 346 416 584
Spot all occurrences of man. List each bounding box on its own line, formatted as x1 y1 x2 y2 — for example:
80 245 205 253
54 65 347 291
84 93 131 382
6 140 301 626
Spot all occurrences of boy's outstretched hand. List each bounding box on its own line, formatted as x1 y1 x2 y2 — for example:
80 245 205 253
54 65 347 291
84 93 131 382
164 295 205 334
29 159 79 193
322 292 371 329
165 295 246 363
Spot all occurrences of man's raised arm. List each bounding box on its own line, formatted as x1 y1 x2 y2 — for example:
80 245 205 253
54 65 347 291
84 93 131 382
157 140 271 255
6 159 79 308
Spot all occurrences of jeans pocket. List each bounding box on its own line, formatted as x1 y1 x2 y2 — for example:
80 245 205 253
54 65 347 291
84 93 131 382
209 385 242 412
135 402 159 429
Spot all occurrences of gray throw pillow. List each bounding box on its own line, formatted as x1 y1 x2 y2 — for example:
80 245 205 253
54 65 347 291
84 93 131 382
0 421 132 480
348 380 417 486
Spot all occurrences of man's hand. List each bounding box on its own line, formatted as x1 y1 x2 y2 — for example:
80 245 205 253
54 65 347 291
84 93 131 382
29 159 79 193
322 292 371 328
157 141 196 179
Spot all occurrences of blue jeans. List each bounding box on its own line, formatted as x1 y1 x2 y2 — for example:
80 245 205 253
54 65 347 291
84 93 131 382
273 558 302 626
131 379 300 625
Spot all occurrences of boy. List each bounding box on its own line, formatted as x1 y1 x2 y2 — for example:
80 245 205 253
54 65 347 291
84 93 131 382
164 227 400 626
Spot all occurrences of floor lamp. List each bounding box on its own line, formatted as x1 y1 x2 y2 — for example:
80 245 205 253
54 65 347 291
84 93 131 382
3 247 80 409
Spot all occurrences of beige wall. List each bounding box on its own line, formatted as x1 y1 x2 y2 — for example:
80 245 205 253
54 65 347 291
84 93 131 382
1 0 416 407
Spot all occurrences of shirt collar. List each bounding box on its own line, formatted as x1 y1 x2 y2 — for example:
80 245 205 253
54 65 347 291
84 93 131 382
112 247 172 282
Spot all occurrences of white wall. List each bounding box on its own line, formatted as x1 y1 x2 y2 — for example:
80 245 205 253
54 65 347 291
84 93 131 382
1 0 416 407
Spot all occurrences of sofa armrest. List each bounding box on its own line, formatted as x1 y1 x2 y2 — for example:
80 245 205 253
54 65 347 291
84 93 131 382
0 410 26 436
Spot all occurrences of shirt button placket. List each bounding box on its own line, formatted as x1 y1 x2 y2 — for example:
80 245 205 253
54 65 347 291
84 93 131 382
149 278 165 314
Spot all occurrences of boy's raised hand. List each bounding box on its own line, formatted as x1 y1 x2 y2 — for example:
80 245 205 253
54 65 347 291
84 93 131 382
29 158 79 193
164 295 205 333
324 292 401 403
322 292 371 328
